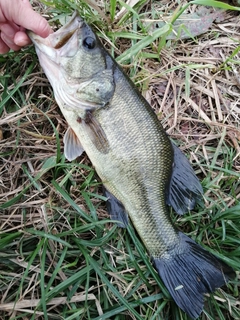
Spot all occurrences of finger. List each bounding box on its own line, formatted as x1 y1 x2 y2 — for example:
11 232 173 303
0 22 19 40
0 22 21 50
1 32 21 51
0 37 10 54
14 31 31 47
15 3 52 38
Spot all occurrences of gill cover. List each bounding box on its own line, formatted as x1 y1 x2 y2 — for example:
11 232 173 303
28 12 114 154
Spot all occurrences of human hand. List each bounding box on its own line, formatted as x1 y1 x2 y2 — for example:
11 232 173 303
0 0 52 54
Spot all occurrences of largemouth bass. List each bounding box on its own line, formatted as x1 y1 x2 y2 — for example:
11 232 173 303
28 12 235 319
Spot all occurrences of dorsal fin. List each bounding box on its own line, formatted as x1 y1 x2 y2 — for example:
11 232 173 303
166 142 203 214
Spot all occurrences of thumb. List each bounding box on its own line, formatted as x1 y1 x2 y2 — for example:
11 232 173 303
14 2 52 37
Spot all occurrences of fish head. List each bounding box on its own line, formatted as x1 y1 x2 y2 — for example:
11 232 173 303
28 11 108 86
28 11 115 114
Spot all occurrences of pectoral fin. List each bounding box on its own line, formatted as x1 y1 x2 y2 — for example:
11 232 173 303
63 127 84 161
82 111 109 154
166 142 203 215
103 187 128 228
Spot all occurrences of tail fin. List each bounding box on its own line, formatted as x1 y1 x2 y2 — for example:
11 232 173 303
153 232 235 319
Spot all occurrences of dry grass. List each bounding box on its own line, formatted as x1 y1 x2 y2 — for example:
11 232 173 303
0 1 240 319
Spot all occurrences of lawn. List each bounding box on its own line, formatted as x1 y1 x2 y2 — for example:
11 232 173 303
0 0 240 319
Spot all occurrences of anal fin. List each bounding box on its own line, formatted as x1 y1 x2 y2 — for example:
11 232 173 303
103 187 128 228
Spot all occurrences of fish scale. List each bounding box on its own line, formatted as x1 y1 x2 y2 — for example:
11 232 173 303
89 69 177 256
28 11 235 319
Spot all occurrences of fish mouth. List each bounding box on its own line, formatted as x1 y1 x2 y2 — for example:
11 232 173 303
27 11 84 51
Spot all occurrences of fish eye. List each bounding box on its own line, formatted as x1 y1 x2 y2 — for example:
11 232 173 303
83 37 96 49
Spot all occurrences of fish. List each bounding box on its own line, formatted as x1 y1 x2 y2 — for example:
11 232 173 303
28 12 235 319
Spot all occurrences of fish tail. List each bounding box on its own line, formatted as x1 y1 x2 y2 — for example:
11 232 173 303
153 232 235 319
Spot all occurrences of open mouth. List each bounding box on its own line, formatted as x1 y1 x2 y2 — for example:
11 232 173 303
28 11 83 49
53 28 78 49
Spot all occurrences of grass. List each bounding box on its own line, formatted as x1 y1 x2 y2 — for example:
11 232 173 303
0 0 240 319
